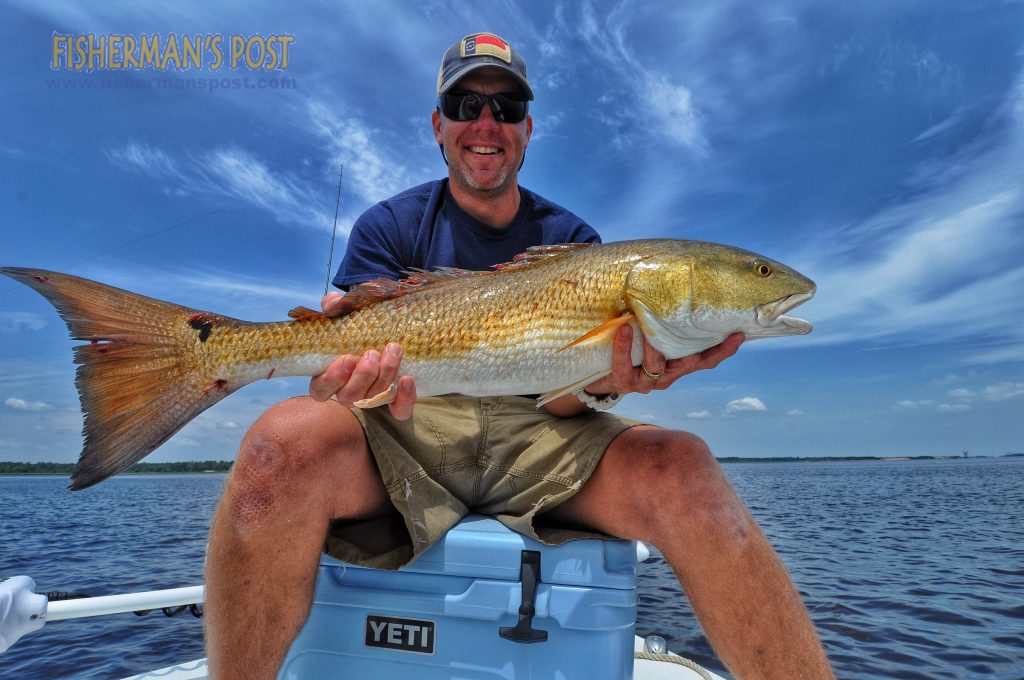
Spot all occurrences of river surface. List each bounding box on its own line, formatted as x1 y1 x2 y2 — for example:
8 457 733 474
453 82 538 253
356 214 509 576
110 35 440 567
1 457 1022 679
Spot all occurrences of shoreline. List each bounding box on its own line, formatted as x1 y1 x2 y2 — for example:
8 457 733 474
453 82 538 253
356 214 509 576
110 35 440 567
2 454 1021 475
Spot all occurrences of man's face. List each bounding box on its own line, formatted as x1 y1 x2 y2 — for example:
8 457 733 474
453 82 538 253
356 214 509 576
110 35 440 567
433 68 533 197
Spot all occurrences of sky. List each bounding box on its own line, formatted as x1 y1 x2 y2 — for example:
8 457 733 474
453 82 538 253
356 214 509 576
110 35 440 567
1 0 1022 465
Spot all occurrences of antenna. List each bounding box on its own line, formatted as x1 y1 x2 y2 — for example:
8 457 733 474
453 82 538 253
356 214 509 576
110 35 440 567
324 162 344 296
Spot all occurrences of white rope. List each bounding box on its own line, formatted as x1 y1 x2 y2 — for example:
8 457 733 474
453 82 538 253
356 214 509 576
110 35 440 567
634 651 717 680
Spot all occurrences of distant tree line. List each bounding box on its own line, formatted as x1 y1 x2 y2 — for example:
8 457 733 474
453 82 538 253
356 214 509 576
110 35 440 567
0 460 233 474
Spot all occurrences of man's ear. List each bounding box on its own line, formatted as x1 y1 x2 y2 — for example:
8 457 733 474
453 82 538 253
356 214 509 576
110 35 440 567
525 113 533 145
432 108 443 144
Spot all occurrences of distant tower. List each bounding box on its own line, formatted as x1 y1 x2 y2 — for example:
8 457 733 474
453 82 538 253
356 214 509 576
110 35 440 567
962 449 969 459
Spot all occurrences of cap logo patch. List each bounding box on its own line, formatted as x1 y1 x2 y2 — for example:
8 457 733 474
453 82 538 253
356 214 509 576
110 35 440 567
462 33 511 64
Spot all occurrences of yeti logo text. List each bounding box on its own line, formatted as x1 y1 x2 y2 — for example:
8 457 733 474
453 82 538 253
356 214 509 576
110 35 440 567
365 615 435 654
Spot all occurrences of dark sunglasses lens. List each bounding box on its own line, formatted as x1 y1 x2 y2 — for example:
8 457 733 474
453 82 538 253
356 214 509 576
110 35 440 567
441 92 483 121
458 93 487 120
442 92 527 123
490 94 527 123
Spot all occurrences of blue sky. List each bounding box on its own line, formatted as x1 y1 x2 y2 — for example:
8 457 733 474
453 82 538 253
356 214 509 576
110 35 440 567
2 1 1022 464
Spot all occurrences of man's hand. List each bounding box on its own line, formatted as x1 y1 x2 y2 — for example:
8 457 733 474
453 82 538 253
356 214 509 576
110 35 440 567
583 325 744 397
310 292 417 420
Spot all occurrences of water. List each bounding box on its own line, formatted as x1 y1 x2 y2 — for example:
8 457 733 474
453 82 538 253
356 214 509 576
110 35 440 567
2 458 1022 679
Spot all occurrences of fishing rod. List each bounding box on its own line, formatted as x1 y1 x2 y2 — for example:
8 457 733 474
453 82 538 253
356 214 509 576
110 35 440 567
324 162 344 296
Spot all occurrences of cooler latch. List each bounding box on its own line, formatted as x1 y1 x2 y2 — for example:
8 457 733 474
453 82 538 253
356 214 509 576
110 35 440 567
499 550 548 644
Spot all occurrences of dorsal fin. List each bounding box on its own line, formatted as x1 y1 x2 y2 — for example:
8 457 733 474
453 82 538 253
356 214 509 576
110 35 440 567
326 268 488 317
492 243 595 272
287 306 329 321
319 244 595 318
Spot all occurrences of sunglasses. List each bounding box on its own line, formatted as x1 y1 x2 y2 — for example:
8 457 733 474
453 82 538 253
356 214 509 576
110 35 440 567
439 90 529 124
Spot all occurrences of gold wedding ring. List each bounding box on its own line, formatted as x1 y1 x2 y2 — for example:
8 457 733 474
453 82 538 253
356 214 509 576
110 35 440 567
642 364 664 381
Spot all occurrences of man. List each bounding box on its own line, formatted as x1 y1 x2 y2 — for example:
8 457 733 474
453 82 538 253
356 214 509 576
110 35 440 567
205 33 834 680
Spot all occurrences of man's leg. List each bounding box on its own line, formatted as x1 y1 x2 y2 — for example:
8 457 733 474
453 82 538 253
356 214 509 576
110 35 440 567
204 396 393 680
548 426 834 680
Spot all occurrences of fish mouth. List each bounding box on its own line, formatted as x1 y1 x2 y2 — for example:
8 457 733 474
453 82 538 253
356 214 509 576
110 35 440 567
755 291 814 334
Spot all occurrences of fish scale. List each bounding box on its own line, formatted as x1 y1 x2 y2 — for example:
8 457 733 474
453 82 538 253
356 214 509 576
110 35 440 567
2 239 815 489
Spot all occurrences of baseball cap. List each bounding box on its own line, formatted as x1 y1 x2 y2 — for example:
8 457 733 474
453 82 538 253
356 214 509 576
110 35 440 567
436 33 534 101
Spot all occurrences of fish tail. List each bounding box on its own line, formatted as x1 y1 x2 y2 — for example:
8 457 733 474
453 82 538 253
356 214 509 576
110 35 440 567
2 267 247 490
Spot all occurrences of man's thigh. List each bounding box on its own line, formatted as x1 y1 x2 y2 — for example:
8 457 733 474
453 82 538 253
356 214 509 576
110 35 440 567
544 425 710 542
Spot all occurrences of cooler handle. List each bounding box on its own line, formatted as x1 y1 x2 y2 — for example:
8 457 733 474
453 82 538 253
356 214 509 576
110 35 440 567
498 550 548 644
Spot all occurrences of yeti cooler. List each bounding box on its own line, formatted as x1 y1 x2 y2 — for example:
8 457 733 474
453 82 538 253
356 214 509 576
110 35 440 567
278 515 639 679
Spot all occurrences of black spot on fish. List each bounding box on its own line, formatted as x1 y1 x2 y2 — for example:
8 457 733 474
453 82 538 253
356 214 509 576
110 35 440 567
187 314 213 342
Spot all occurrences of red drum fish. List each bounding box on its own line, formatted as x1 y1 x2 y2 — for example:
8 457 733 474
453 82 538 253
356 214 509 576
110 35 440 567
2 239 814 489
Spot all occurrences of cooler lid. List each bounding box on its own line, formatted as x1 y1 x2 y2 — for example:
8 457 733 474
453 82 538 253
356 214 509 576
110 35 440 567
396 515 638 590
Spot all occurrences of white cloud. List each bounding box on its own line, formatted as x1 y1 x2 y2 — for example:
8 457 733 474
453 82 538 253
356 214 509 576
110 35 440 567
685 410 712 419
217 421 239 430
305 100 414 207
107 142 182 181
1 142 27 157
795 70 1024 354
538 1 707 151
726 397 767 413
981 382 1024 401
965 345 1024 365
895 399 934 410
937 403 971 413
644 73 705 150
0 313 46 334
5 397 53 411
945 382 1024 404
107 142 330 231
786 408 805 416
910 106 971 144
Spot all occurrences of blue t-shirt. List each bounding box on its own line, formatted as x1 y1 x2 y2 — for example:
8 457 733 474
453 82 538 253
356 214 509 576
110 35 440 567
333 180 600 289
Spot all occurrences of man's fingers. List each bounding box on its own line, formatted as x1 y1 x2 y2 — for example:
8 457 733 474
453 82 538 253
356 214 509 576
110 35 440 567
662 333 745 382
309 354 357 402
321 291 345 316
641 336 667 376
692 332 744 371
388 375 417 420
333 349 382 405
639 336 667 393
368 343 403 397
610 324 635 382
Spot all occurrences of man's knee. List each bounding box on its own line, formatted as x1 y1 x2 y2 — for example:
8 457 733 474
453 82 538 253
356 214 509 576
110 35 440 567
225 397 367 526
635 430 715 484
627 429 744 535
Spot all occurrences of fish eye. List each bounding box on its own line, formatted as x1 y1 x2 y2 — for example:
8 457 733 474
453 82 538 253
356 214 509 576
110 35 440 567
753 261 773 277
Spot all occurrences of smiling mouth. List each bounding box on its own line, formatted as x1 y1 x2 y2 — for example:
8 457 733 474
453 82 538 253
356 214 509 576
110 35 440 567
756 291 814 334
467 145 502 155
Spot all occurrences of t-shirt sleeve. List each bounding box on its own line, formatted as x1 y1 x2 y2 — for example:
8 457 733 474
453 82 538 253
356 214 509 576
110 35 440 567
572 222 602 245
332 203 407 290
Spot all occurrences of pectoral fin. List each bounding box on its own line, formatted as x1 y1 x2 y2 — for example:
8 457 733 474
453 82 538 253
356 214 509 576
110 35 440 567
557 313 635 352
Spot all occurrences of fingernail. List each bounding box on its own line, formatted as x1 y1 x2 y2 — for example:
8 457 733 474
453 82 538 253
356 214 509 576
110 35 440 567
364 349 380 363
341 355 357 372
386 343 403 357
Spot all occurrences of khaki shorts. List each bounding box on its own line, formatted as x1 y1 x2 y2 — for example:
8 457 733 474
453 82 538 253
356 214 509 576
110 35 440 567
323 394 640 570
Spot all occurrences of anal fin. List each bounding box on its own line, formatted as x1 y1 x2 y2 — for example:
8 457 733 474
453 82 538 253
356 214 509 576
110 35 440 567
536 370 611 407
